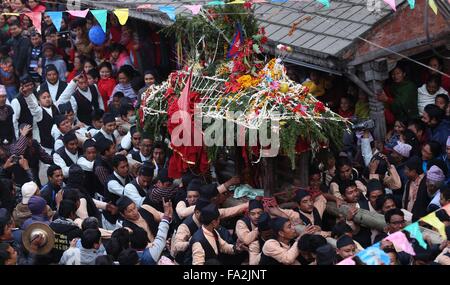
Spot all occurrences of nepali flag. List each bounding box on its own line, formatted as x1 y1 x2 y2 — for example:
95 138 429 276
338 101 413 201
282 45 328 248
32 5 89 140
226 22 244 59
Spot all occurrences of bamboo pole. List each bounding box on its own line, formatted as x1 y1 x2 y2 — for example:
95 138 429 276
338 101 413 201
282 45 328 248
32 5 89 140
325 202 443 244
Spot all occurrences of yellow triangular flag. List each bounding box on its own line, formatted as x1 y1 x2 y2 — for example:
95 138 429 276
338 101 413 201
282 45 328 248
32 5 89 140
114 8 129 25
428 0 438 15
421 212 447 239
228 0 246 4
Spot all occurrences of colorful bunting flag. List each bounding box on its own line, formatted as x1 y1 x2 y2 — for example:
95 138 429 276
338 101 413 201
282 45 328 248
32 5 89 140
137 4 153 10
68 9 90 18
429 0 438 15
159 6 176 21
356 243 391 265
385 231 416 256
207 1 226 5
114 9 129 25
383 0 397 11
271 0 288 3
184 5 202 15
229 0 246 4
91 10 108 33
404 222 427 249
421 212 447 240
25 12 42 34
337 257 356 265
46 11 62 32
317 0 330 8
407 0 415 9
251 0 267 2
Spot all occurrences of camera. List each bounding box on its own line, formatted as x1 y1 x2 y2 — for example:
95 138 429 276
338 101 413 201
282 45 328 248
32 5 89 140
351 119 375 131
11 155 20 164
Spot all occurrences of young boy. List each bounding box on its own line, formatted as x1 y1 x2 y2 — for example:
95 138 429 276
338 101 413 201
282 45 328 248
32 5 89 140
28 31 42 82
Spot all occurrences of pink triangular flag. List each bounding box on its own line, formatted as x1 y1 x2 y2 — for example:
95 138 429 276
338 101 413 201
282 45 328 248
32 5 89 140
137 4 153 10
68 9 90 18
383 0 397 11
337 257 356 265
178 70 193 111
25 12 42 34
385 231 415 256
184 5 202 15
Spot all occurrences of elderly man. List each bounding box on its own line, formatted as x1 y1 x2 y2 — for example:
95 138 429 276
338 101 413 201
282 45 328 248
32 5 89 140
426 165 446 212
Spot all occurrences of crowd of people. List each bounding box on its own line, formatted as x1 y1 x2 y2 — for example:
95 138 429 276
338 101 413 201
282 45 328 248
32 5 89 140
0 0 449 266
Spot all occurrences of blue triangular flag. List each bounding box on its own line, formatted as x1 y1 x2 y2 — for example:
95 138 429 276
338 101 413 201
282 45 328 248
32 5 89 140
46 11 62 32
317 0 330 8
91 10 108 33
356 242 391 265
408 0 415 9
404 222 427 249
159 6 176 21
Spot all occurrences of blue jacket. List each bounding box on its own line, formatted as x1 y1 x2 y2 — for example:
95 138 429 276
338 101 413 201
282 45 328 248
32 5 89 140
430 119 450 154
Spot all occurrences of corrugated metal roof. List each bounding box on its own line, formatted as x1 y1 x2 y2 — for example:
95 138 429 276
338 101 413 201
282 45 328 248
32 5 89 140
83 0 408 71
258 0 407 58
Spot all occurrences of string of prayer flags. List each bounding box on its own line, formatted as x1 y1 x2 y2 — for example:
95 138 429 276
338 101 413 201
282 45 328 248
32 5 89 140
428 0 438 15
384 231 416 256
383 0 397 11
421 212 447 240
25 12 42 34
159 6 176 21
114 9 129 25
229 0 246 4
68 9 89 18
407 0 415 9
91 10 108 33
271 0 288 3
46 11 62 32
184 5 202 15
404 222 427 249
356 243 391 265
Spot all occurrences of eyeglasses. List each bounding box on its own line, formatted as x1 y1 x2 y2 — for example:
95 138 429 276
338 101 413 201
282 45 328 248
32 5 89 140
390 220 406 225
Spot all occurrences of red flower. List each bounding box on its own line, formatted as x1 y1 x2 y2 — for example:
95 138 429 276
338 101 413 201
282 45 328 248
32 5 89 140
244 2 252 9
314 101 326 113
293 104 307 116
259 27 266 35
260 36 268 44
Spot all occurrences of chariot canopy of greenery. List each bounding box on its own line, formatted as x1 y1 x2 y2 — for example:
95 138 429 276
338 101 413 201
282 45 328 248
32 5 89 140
139 3 349 169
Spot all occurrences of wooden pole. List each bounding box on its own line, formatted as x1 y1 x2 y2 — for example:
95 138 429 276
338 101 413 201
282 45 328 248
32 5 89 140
263 157 274 197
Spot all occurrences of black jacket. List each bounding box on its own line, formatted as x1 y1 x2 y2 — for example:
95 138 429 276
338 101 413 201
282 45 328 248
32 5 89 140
9 34 31 77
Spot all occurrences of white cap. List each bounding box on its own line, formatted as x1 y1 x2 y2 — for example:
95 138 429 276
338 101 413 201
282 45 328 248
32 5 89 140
21 182 38 205
393 142 412 158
